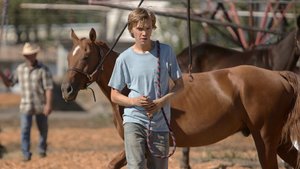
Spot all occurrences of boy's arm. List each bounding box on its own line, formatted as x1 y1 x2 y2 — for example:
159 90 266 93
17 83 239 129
111 88 154 108
146 77 184 117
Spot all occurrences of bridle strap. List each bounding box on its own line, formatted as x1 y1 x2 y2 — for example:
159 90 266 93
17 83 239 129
67 67 93 81
67 43 104 83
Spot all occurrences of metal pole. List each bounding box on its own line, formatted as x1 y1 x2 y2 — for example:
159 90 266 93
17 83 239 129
187 0 193 80
227 0 248 49
86 1 283 35
248 0 254 47
255 2 271 45
180 0 242 47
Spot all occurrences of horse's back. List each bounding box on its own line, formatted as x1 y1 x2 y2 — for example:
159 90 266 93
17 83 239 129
171 65 297 146
177 42 242 73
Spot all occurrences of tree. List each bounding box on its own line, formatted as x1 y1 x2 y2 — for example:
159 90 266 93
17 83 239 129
4 0 105 44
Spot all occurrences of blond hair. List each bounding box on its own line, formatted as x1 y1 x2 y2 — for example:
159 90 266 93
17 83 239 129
127 8 157 37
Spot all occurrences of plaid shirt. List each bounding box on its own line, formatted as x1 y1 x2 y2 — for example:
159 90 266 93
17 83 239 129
11 62 53 114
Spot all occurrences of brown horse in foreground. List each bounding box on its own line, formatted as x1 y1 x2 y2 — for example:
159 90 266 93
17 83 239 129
177 16 300 169
61 28 300 169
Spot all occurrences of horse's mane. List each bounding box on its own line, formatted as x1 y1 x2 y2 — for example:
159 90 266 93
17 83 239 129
95 40 111 51
271 28 297 47
80 37 111 52
176 42 242 61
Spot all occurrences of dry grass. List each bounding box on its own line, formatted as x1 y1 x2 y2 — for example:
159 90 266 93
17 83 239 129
0 111 290 169
0 93 20 108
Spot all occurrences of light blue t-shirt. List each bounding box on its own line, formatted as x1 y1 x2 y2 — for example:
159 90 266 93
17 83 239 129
108 42 182 132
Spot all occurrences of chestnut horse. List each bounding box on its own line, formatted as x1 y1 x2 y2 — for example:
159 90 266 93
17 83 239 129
61 28 300 169
177 16 300 169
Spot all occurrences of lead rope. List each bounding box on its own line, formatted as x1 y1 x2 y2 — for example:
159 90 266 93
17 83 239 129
187 0 194 82
146 41 176 159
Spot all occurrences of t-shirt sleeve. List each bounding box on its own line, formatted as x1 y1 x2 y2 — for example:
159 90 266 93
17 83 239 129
168 47 182 80
108 57 127 91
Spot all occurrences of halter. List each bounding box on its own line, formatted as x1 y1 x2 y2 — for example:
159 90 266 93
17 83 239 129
146 40 176 159
68 42 105 81
67 42 105 101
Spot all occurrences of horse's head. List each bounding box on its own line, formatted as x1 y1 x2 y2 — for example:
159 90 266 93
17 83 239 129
61 28 104 102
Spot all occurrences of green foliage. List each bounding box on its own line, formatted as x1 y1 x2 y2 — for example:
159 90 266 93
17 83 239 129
3 0 104 44
157 16 207 54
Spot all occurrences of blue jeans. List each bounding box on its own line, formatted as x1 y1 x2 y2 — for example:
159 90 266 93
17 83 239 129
124 123 169 169
20 113 48 158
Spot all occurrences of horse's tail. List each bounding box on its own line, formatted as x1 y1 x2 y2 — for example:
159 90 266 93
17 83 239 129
280 71 300 165
280 71 300 141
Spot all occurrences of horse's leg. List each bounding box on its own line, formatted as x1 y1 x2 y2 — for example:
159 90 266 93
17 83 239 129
180 147 191 169
251 130 279 169
108 106 126 169
107 149 127 169
277 139 298 168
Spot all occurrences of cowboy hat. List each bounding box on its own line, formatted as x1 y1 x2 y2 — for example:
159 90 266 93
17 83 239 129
22 42 40 55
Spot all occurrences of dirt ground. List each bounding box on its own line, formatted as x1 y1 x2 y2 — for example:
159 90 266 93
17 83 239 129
0 91 288 169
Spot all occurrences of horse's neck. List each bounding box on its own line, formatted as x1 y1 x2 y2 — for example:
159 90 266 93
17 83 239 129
96 51 118 101
94 50 124 137
270 29 297 70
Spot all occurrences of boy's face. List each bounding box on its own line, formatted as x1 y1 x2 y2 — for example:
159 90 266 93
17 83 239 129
131 19 153 45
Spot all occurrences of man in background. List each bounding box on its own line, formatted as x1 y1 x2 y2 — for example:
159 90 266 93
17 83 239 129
0 42 53 161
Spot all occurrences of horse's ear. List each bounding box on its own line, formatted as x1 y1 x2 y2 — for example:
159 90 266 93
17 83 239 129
89 28 97 42
71 29 79 45
297 15 300 28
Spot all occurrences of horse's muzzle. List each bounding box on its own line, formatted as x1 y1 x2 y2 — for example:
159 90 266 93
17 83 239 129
61 82 78 102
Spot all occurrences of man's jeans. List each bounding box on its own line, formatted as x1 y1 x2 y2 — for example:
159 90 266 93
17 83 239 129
20 113 48 158
124 123 169 169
